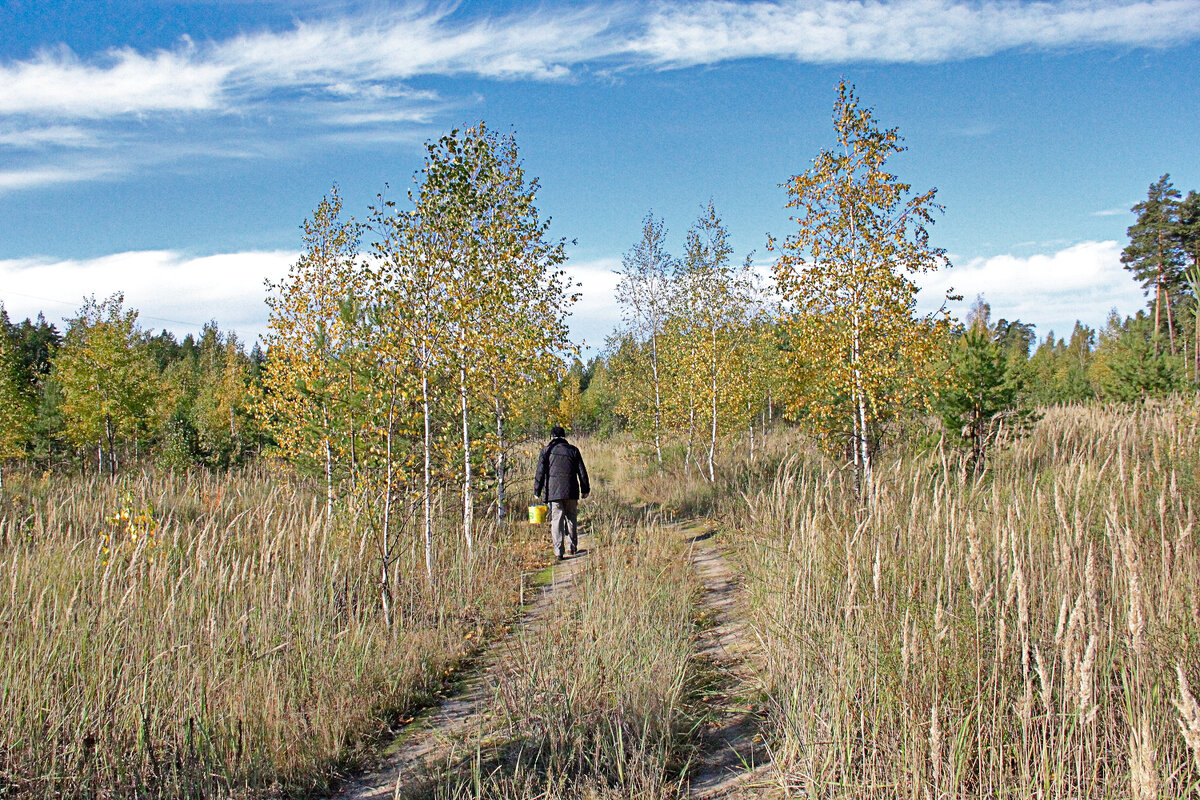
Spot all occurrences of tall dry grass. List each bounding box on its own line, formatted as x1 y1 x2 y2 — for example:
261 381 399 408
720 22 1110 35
733 397 1200 797
427 477 700 800
0 466 525 797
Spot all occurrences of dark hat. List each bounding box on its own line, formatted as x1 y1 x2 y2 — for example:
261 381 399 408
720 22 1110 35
550 425 566 438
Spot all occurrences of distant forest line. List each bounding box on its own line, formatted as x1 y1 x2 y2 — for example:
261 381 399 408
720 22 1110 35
1 95 1198 490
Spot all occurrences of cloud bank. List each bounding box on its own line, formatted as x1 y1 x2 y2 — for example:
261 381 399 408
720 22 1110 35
0 250 623 352
0 250 296 344
916 239 1148 337
1 242 1149 356
565 258 622 352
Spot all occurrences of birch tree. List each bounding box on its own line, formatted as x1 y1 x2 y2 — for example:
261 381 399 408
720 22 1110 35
371 187 447 581
465 130 574 526
615 212 675 462
740 266 781 461
772 81 951 493
54 294 159 475
261 186 363 515
434 124 572 543
0 315 34 490
678 201 755 481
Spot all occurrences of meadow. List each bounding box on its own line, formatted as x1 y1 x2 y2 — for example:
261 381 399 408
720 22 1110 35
727 398 1200 797
0 466 533 797
4 396 1200 798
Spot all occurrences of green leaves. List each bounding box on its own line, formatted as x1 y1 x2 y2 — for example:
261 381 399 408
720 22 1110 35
1122 174 1187 350
53 293 160 473
0 316 35 467
614 203 770 474
937 324 1033 469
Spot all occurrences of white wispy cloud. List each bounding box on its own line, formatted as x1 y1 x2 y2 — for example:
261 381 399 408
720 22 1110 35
631 0 1200 67
916 239 1147 337
3 1 1198 122
0 125 100 149
0 6 615 121
0 250 297 343
211 8 612 88
0 163 117 191
0 44 226 117
1 0 1196 192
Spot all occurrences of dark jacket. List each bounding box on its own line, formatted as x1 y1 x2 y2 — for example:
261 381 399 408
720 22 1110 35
533 437 590 502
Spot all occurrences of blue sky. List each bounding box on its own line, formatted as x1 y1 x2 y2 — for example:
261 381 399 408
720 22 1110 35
1 0 1198 351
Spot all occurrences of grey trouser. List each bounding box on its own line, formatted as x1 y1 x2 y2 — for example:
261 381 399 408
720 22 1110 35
549 498 579 555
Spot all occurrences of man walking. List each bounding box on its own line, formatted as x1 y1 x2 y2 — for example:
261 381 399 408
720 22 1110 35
533 425 590 560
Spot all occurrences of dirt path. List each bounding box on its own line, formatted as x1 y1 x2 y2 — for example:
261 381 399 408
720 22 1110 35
338 516 770 799
678 520 773 799
338 541 592 799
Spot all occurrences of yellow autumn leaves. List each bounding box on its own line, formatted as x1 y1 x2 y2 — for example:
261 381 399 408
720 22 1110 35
772 81 952 485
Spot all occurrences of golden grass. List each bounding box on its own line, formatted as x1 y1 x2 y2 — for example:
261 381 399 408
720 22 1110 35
730 397 1200 797
427 464 700 800
0 466 526 797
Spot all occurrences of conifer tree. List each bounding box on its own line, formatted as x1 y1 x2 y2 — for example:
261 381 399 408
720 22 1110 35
1180 191 1200 381
1181 190 1200 272
1090 312 1183 401
1122 175 1184 352
938 318 1031 471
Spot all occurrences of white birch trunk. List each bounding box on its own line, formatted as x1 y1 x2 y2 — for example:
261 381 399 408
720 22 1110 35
422 355 433 581
852 307 873 502
683 332 697 473
748 396 755 464
460 363 473 554
650 327 662 464
347 353 358 493
708 328 717 482
321 401 334 518
495 395 506 526
379 365 398 627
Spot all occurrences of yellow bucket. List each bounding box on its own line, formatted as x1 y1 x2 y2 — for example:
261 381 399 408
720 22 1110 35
528 504 548 524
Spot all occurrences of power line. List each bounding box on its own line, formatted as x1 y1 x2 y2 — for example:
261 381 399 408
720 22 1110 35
1 288 208 328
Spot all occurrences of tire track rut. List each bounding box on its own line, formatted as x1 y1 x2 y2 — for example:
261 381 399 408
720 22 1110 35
679 521 773 799
338 544 591 799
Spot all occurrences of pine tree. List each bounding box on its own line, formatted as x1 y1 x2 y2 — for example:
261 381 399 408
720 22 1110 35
938 324 1021 471
1179 190 1200 381
1122 175 1184 352
1090 312 1183 402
